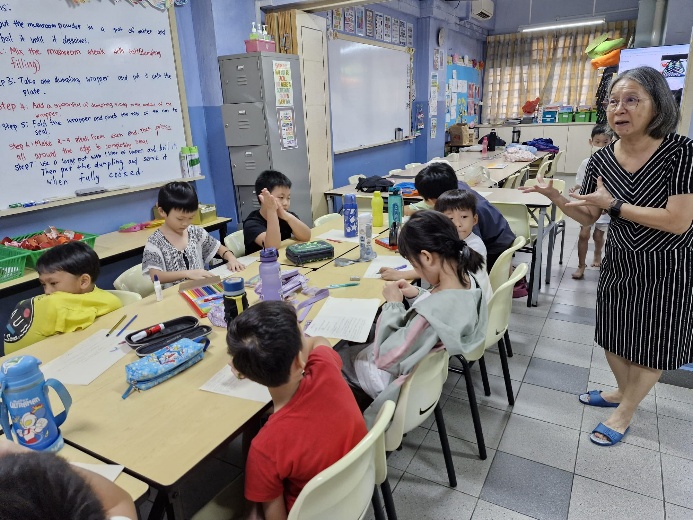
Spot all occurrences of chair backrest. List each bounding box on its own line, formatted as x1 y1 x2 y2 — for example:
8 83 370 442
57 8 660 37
485 263 528 347
405 162 421 169
223 230 245 258
489 236 527 292
549 150 564 175
490 202 531 241
536 159 553 180
288 401 395 520
513 166 529 188
445 152 460 161
113 264 155 298
524 178 566 221
503 172 520 190
348 174 365 185
107 289 143 306
383 350 448 452
388 169 404 176
314 213 342 227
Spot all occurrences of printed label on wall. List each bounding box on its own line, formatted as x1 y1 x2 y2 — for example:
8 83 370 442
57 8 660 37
273 61 293 107
277 107 297 149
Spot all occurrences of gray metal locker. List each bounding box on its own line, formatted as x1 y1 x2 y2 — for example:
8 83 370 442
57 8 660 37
219 52 312 227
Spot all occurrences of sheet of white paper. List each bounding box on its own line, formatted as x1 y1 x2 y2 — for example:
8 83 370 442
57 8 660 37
316 229 361 244
200 366 271 402
477 191 492 198
71 462 124 482
305 297 380 343
40 330 130 385
209 256 258 278
486 163 507 169
362 256 413 278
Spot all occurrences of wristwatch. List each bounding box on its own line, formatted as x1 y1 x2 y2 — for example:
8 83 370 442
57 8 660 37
609 199 624 218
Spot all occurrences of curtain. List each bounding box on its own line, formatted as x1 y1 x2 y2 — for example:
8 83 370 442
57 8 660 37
266 10 297 54
483 20 636 122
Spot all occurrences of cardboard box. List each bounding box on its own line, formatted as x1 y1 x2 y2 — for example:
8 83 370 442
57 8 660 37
448 123 468 146
151 204 217 225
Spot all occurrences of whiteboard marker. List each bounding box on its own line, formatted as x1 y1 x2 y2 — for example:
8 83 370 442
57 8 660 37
108 185 130 192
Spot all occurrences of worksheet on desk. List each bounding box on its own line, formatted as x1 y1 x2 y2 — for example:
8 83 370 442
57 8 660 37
209 256 258 279
362 256 414 278
200 366 271 402
40 329 130 385
305 297 380 343
316 229 361 244
70 463 124 482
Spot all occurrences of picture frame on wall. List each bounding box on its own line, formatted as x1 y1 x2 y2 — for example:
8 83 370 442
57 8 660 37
407 22 413 47
383 15 391 42
355 6 365 36
375 12 384 40
333 8 344 31
399 20 407 46
344 6 355 34
365 9 374 38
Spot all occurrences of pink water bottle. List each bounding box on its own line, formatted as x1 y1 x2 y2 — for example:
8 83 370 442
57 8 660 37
481 136 489 159
259 247 282 301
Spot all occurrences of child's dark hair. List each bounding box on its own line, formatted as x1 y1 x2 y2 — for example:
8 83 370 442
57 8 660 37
255 170 292 200
36 241 100 282
591 124 610 139
434 189 478 215
398 210 484 283
0 451 106 520
414 163 458 201
158 181 198 213
226 301 302 387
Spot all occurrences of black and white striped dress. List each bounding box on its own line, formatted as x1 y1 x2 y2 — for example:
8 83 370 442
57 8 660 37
582 133 693 370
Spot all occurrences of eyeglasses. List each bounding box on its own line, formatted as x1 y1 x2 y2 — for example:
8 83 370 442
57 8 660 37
601 96 641 111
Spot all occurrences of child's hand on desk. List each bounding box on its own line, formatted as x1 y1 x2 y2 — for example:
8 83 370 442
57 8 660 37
226 257 246 272
379 267 400 281
184 269 216 280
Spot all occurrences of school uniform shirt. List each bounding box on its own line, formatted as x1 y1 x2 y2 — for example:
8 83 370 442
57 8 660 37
458 181 516 255
243 210 298 255
408 200 434 211
2 288 122 355
142 226 220 288
244 346 367 512
463 232 493 303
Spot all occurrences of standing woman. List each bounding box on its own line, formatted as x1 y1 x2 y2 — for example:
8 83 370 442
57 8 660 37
522 66 693 446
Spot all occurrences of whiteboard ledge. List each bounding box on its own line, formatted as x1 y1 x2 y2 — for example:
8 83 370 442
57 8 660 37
334 137 417 155
0 177 205 218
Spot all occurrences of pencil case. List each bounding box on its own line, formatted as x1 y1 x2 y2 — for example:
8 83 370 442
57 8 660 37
122 337 210 398
285 240 334 265
124 316 212 357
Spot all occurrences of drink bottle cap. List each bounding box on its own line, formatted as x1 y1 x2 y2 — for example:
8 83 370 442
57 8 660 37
0 355 43 388
260 247 279 260
223 277 245 293
344 194 356 204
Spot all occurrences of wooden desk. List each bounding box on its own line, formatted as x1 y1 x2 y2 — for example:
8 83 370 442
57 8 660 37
0 217 232 298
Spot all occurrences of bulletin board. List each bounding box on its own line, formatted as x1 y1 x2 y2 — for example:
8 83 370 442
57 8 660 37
445 64 481 129
0 0 190 210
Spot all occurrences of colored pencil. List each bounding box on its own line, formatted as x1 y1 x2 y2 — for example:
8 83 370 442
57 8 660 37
106 315 127 337
117 315 138 337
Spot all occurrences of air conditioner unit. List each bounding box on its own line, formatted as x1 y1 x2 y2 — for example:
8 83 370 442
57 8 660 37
471 0 494 20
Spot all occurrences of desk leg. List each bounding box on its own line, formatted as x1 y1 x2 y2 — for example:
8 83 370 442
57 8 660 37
529 208 546 307
326 194 335 214
544 205 557 284
148 486 183 520
218 222 229 243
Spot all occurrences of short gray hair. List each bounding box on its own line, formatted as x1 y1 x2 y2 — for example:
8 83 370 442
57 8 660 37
610 66 680 139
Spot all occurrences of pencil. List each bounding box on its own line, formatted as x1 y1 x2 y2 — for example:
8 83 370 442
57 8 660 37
106 315 127 337
117 314 138 337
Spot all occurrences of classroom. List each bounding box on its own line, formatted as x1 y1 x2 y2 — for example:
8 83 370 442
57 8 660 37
1 0 692 519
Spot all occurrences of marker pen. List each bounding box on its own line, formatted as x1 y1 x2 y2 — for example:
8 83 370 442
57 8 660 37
131 323 165 342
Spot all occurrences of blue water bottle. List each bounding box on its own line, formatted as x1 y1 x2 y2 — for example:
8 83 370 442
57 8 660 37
343 194 358 238
388 187 403 228
259 247 283 301
0 355 72 452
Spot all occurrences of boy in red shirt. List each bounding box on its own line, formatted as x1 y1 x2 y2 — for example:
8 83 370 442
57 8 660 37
227 301 367 520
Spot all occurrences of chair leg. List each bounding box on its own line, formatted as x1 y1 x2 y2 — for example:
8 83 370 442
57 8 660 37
497 340 515 406
559 224 566 265
372 487 386 520
504 330 514 358
457 356 487 460
434 403 458 487
478 356 491 396
527 244 538 308
380 477 399 519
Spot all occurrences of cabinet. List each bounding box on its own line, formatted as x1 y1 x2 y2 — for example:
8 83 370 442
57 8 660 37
219 53 311 225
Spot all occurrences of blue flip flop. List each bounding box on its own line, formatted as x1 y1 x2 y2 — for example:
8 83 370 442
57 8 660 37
579 390 619 408
590 423 630 447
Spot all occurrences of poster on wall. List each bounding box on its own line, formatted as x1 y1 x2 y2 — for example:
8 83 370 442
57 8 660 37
468 82 475 100
365 9 374 37
355 7 365 36
344 7 355 33
430 117 437 139
383 15 391 42
277 108 298 150
392 18 399 42
429 72 439 116
375 13 384 40
326 10 332 29
273 60 293 107
433 48 440 70
399 20 407 46
333 8 344 31
407 22 414 47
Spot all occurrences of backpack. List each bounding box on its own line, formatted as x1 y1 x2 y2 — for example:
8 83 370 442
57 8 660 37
356 176 394 193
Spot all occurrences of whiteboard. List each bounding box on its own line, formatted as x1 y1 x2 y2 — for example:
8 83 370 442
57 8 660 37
328 36 411 153
0 0 187 209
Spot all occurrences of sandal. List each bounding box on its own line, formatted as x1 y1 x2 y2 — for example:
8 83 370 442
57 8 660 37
590 422 630 446
579 390 619 408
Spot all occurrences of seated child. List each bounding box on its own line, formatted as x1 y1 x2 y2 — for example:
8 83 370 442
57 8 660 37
340 210 488 424
2 241 122 355
142 182 244 288
402 163 458 216
226 301 367 518
243 170 311 255
0 437 137 520
434 190 494 302
568 124 612 279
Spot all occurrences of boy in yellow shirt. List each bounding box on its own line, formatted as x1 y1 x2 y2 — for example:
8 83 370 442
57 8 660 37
2 241 122 355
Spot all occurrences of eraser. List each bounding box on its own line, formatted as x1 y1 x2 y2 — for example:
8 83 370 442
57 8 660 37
350 276 360 281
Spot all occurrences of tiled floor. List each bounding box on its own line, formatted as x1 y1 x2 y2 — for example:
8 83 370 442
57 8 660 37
142 175 693 519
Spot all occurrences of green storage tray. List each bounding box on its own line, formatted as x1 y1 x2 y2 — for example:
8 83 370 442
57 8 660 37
574 112 590 123
589 111 598 122
0 229 98 269
558 113 573 123
0 247 30 283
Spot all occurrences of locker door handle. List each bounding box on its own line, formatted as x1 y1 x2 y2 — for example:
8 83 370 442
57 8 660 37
238 110 247 115
237 65 244 70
